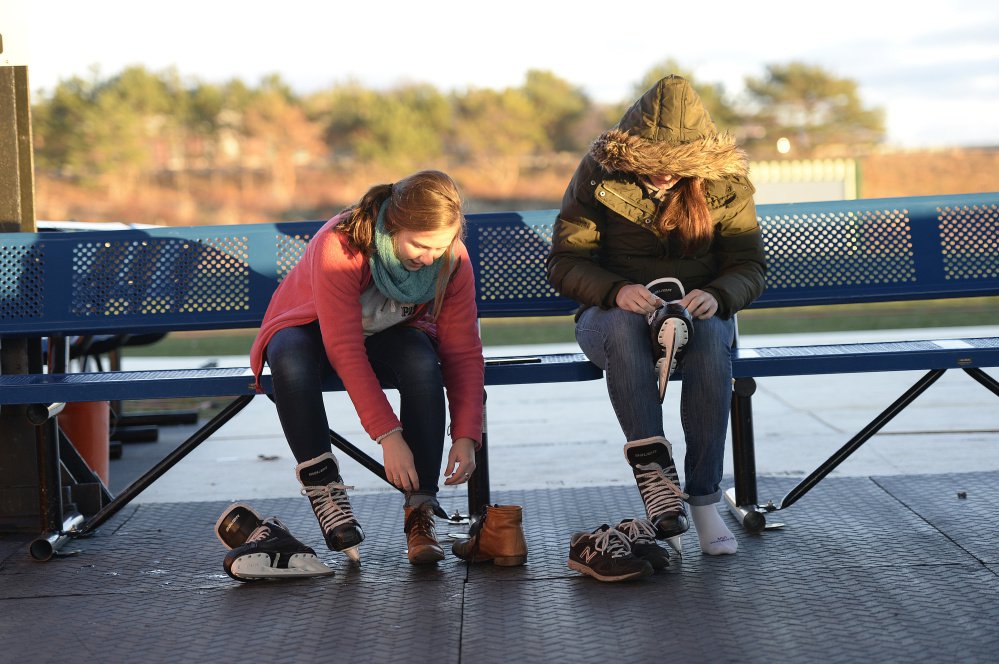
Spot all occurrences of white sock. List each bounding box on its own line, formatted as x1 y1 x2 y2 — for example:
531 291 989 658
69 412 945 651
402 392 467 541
690 503 738 555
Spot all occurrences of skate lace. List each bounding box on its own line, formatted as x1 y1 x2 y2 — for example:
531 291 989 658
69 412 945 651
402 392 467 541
592 527 633 559
245 524 271 544
301 482 356 533
615 518 658 544
245 517 287 544
635 464 689 518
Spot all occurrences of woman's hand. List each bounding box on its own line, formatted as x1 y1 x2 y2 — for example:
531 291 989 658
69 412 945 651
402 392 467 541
443 437 477 485
679 289 718 319
380 431 419 492
615 284 661 314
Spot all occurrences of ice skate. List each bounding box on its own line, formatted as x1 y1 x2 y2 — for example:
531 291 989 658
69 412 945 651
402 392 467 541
214 502 334 581
624 436 689 553
645 277 692 403
296 452 364 564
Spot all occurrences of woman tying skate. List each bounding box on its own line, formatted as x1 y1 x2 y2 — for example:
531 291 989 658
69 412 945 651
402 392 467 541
249 170 484 566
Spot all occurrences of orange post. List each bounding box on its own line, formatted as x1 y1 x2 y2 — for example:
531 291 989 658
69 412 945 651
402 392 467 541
58 402 110 486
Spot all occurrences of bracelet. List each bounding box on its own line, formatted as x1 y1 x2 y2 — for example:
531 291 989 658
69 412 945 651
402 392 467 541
375 427 403 444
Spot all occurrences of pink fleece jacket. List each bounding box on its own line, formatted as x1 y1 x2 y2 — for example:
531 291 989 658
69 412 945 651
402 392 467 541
249 213 485 446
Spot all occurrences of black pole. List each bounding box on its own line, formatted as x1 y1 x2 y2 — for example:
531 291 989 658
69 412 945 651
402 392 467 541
779 369 945 510
467 390 490 515
78 394 255 535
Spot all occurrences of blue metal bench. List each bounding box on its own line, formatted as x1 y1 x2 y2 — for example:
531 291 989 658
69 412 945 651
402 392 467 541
724 192 999 529
1 194 997 555
0 212 599 556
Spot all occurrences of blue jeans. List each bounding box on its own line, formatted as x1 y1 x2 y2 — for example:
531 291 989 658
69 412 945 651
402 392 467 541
265 322 446 504
575 307 735 505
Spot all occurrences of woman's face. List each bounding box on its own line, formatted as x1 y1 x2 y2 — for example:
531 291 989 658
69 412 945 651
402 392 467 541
394 226 458 271
647 173 680 190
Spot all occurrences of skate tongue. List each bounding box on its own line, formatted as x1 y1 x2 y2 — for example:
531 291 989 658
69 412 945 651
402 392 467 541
215 503 263 550
299 457 341 486
645 277 685 302
624 441 671 468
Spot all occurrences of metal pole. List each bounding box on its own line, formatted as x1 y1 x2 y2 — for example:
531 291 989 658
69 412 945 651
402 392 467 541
77 395 255 535
779 369 945 510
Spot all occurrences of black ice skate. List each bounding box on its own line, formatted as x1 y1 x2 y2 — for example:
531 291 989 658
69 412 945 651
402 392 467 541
215 502 333 581
296 452 364 563
623 436 689 556
645 278 692 403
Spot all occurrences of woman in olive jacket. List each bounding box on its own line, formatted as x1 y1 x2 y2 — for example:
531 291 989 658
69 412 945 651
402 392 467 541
547 75 766 557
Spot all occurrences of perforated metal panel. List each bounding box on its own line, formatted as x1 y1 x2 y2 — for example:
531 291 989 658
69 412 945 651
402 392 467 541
276 231 312 281
0 242 43 320
938 202 999 281
475 223 559 303
71 235 250 318
760 207 916 291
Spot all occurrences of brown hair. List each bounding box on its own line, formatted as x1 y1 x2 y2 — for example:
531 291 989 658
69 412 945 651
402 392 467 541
654 177 714 256
338 170 465 318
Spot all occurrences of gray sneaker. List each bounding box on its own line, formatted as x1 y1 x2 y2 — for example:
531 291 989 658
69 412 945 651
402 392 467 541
567 524 653 582
614 517 670 571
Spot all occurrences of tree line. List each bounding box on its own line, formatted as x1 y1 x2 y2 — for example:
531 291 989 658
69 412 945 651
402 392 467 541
30 60 885 205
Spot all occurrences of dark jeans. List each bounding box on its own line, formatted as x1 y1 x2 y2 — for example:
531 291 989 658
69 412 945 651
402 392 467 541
265 322 446 498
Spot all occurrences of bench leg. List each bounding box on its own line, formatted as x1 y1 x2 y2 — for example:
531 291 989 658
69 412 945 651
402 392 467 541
728 377 767 532
965 367 999 397
326 428 396 489
778 368 945 511
75 394 255 537
467 391 490 517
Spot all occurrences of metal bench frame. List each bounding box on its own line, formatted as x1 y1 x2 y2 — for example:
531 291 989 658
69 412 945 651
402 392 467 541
2 194 998 555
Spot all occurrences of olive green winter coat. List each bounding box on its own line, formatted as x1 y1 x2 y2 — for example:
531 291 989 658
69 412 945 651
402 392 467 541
546 75 767 319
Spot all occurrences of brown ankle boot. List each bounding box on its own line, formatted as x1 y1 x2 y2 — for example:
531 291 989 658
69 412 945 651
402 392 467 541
452 504 527 566
404 504 444 565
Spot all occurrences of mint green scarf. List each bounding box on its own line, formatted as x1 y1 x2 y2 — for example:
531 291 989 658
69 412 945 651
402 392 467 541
369 200 444 304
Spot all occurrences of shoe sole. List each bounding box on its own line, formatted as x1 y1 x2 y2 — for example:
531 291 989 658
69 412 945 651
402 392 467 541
567 559 653 582
227 553 335 581
453 553 528 566
408 547 445 565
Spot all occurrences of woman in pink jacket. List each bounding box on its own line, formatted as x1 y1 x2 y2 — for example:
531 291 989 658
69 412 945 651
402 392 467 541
249 170 484 565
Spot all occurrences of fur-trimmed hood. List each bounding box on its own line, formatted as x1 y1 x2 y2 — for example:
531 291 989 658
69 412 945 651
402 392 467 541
589 75 747 181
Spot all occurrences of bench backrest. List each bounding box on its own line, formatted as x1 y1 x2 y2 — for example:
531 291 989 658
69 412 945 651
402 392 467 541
1 192 997 337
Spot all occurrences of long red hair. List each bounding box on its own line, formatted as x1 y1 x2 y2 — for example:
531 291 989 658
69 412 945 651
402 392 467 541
654 177 714 256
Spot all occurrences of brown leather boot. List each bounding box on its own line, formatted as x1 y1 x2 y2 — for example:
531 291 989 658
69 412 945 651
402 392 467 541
452 504 527 566
404 504 445 565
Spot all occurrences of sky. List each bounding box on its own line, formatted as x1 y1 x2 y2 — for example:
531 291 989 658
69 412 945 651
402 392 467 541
7 0 999 149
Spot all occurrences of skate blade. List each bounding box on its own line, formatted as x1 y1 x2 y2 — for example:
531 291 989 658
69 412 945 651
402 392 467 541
343 546 361 564
230 553 335 580
656 359 669 404
666 534 683 558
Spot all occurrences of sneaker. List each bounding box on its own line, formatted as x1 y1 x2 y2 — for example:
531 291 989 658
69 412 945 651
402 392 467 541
215 503 333 581
295 452 364 560
567 524 654 582
614 517 670 571
623 437 689 540
648 302 693 403
404 503 445 565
